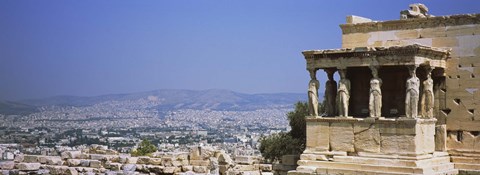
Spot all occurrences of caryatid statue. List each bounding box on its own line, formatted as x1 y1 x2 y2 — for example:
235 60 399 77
325 69 337 116
308 69 320 116
369 67 382 118
421 68 434 118
405 66 420 118
337 69 350 117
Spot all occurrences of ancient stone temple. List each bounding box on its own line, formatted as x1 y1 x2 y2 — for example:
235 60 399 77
289 4 480 175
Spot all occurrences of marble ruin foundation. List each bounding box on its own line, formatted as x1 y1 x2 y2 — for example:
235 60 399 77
289 4 480 175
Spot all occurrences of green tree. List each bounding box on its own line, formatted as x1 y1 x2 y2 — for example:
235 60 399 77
260 101 324 163
259 132 303 162
287 102 309 145
131 139 157 156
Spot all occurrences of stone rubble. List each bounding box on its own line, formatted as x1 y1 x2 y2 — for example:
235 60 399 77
0 145 278 175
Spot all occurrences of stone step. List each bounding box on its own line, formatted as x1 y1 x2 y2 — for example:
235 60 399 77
458 169 480 175
430 169 459 175
292 164 458 175
292 165 417 175
297 160 455 174
332 155 451 167
315 167 418 175
448 150 480 158
454 163 480 171
429 163 456 174
451 156 480 164
298 160 419 174
293 165 317 173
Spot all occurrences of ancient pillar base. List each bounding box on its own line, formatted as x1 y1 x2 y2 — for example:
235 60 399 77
288 117 458 175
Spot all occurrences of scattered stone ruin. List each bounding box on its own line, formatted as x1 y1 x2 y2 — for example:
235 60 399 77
290 4 480 175
0 145 274 175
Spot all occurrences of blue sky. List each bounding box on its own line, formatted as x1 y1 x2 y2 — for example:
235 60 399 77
1 1 479 100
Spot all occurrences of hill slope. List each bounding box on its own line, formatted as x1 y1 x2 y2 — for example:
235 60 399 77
0 101 38 115
20 89 311 111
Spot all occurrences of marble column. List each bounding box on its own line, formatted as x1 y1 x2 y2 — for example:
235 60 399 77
324 69 337 116
308 69 320 117
337 69 350 117
405 66 420 118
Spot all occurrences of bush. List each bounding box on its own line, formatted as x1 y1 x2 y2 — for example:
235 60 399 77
259 132 303 162
259 101 324 163
131 139 157 156
287 102 309 145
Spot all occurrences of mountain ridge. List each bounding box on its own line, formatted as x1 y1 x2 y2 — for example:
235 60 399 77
0 101 39 115
13 89 314 112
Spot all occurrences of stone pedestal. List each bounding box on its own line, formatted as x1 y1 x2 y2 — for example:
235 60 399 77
288 117 458 175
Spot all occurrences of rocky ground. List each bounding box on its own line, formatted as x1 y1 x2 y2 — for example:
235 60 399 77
0 145 276 175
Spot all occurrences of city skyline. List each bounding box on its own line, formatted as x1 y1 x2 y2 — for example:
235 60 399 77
1 1 479 100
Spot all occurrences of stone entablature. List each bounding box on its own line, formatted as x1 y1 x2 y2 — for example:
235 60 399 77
303 44 449 70
340 14 480 34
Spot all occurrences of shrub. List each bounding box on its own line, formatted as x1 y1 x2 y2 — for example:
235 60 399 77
131 139 157 156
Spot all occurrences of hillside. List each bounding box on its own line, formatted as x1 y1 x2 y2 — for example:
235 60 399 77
0 101 39 115
19 89 312 111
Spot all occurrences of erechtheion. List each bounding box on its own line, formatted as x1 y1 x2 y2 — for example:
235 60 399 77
290 4 480 175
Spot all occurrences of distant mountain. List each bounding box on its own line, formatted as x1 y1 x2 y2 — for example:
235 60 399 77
0 101 39 115
20 89 313 111
150 89 309 111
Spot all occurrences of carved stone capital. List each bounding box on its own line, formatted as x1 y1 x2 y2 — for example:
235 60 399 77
324 68 336 80
308 69 317 80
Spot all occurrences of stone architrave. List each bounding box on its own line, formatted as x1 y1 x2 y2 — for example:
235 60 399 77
421 68 434 118
405 66 420 118
337 69 350 117
369 67 382 118
325 69 337 116
308 69 320 116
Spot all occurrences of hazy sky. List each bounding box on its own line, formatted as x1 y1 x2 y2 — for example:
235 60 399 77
1 1 479 100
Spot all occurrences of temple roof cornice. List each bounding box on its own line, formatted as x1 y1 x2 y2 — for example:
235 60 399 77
303 44 450 69
340 13 480 34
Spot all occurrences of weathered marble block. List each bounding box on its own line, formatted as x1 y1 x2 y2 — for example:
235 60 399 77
193 165 208 173
354 122 381 153
235 156 255 165
0 161 15 170
330 122 354 152
22 155 39 163
305 121 329 152
379 118 436 155
16 163 41 171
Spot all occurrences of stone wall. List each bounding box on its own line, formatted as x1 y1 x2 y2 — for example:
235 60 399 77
340 14 480 155
304 117 436 157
